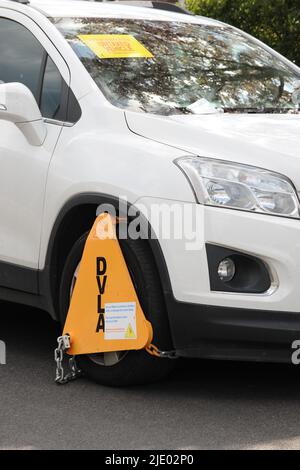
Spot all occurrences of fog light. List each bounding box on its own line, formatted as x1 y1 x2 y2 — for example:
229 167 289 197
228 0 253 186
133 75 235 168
218 258 235 282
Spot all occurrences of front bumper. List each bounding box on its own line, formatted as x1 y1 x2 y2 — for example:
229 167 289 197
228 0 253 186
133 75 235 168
166 297 300 362
135 197 300 362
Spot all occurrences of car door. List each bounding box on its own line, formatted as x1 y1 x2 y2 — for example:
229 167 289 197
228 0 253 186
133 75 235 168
0 9 70 293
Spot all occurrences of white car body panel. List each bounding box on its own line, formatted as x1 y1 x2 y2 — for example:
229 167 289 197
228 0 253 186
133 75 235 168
126 111 300 191
0 120 62 267
30 0 219 24
136 197 300 313
0 7 71 267
39 93 194 269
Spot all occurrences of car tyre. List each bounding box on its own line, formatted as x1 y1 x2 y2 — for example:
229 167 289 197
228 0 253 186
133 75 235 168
59 232 176 386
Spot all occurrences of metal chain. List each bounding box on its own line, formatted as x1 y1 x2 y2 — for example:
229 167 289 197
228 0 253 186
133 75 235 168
146 343 178 359
54 336 176 385
54 335 83 384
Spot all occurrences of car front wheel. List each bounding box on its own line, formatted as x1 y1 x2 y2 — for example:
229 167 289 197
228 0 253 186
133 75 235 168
59 232 176 386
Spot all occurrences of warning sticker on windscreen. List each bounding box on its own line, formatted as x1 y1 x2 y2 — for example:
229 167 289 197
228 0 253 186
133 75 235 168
77 34 153 59
104 302 137 340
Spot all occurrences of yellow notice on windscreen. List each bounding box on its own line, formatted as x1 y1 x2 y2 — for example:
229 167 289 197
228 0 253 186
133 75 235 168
78 34 153 59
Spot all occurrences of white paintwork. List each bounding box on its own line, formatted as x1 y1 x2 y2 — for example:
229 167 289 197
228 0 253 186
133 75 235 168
29 0 219 24
0 0 300 316
136 197 300 312
0 82 47 145
0 6 69 267
126 111 300 190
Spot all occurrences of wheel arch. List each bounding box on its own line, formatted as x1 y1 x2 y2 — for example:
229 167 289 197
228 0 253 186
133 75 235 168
40 193 173 321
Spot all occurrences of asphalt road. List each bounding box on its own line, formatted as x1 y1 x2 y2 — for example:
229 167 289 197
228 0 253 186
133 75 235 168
1 302 300 450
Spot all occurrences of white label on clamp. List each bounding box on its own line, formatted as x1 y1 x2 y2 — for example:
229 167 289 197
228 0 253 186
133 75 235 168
104 302 137 340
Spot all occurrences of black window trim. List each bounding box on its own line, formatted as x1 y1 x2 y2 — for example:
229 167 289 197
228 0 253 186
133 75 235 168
39 57 82 125
37 49 48 107
40 54 68 122
0 15 81 125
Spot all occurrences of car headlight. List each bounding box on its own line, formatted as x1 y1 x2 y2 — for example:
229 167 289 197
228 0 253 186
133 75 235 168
175 156 300 219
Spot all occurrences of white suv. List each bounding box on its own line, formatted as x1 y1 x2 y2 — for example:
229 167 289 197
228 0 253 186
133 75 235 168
1 0 300 386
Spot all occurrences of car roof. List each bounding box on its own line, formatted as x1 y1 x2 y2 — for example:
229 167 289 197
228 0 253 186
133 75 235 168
4 0 220 25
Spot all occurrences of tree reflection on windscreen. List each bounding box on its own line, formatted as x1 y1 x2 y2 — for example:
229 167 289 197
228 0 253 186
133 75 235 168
53 17 300 115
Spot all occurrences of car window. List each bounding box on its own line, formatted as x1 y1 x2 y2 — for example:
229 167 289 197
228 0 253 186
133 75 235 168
40 55 63 119
0 18 45 101
54 17 300 116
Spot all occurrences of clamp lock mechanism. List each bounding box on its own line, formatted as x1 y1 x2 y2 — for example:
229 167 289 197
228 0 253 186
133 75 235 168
54 335 82 385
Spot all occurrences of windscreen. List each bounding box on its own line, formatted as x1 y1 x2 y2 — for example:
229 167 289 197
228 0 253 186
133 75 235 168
53 17 300 115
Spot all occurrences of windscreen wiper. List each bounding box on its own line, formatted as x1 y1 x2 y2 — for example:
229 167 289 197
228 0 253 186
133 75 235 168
223 107 299 114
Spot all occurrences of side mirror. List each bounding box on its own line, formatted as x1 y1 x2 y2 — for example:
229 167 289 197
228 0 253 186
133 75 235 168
0 82 47 146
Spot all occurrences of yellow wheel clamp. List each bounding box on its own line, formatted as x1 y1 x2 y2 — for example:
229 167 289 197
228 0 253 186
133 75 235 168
54 213 176 384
